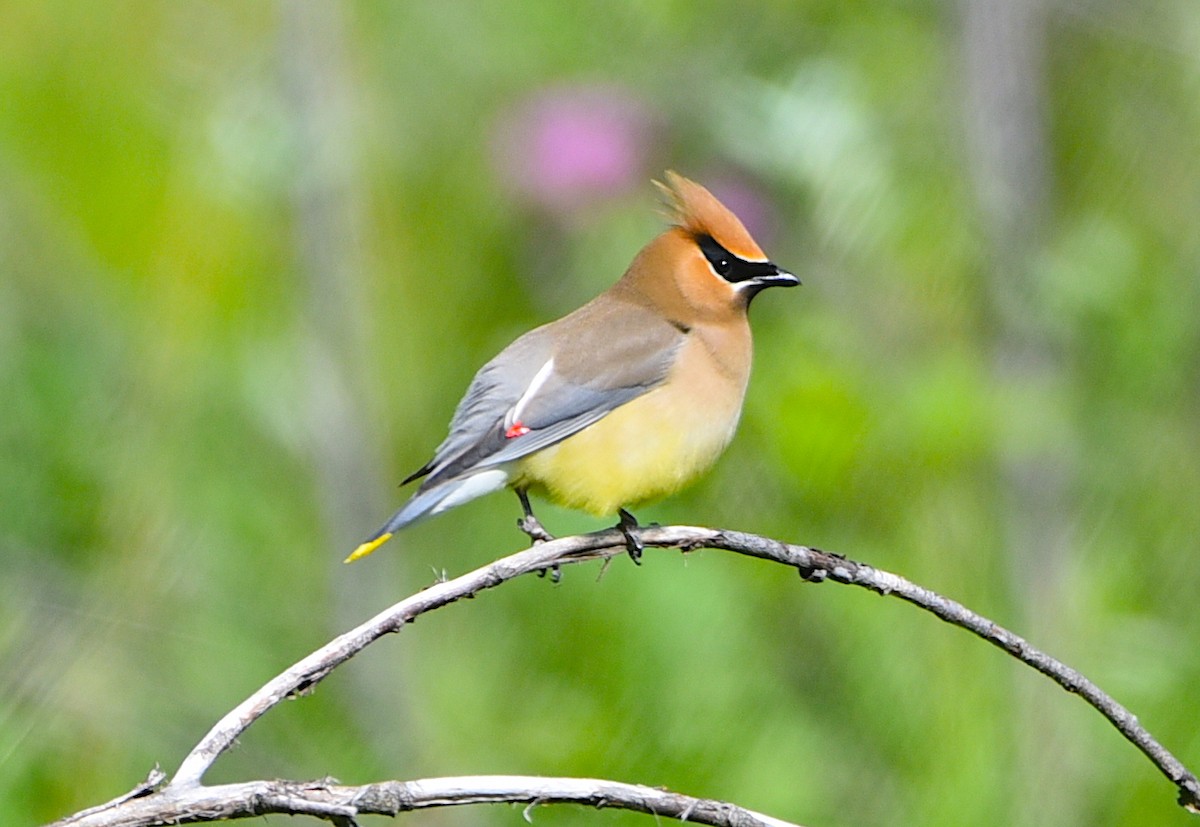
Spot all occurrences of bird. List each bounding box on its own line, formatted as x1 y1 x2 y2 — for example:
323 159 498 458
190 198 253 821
346 171 797 563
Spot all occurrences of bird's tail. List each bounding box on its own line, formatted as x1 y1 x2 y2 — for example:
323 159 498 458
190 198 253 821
344 467 510 562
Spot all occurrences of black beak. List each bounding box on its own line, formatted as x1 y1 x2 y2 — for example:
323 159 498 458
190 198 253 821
749 266 800 289
738 263 799 305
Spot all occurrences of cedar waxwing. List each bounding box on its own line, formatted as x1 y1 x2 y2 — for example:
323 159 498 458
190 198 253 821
347 172 797 563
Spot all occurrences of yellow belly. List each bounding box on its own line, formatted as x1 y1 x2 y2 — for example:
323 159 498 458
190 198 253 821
515 381 743 516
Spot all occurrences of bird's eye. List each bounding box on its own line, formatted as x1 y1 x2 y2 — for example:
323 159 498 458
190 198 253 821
697 234 734 277
696 232 782 285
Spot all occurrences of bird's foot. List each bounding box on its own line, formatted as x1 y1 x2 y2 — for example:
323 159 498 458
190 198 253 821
515 489 559 581
796 546 839 582
617 508 643 564
516 487 555 546
518 515 560 581
517 513 555 544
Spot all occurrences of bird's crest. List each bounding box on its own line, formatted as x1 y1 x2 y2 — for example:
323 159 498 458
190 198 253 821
654 171 766 261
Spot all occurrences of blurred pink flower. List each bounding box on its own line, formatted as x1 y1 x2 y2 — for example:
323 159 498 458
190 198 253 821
492 84 657 214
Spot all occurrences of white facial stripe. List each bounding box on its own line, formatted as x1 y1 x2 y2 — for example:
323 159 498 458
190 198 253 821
732 277 777 291
508 357 555 427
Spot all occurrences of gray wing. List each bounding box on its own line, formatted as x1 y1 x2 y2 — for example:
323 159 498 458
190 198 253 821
412 294 685 487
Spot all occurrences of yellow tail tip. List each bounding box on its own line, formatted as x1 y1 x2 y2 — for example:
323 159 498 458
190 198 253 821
344 532 394 563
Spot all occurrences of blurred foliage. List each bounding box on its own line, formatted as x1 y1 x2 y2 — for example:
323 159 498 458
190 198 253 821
2 2 1199 826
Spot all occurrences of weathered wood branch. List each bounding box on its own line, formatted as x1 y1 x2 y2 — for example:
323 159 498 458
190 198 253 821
49 774 803 827
47 525 1200 826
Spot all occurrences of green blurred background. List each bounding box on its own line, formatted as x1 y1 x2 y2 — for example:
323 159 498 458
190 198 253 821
3 2 1199 825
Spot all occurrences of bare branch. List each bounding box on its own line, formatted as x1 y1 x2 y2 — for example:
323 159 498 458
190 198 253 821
700 527 1200 814
52 767 167 824
54 524 1200 824
49 774 804 827
172 528 632 785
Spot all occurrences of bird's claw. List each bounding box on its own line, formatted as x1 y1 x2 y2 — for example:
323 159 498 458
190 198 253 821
516 490 559 582
517 514 555 545
520 518 560 581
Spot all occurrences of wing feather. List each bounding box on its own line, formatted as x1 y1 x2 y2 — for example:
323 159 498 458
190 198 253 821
409 292 684 488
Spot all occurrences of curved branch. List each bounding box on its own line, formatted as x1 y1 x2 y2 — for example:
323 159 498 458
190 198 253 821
55 524 1200 824
172 528 632 785
699 528 1200 814
49 774 804 827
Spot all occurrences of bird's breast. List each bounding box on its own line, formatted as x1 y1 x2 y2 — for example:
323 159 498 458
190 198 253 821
516 326 751 516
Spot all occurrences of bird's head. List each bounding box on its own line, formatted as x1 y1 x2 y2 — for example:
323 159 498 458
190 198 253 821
625 172 798 318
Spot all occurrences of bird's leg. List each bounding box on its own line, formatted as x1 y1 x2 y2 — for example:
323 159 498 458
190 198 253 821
515 488 554 542
617 508 644 564
515 489 559 582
